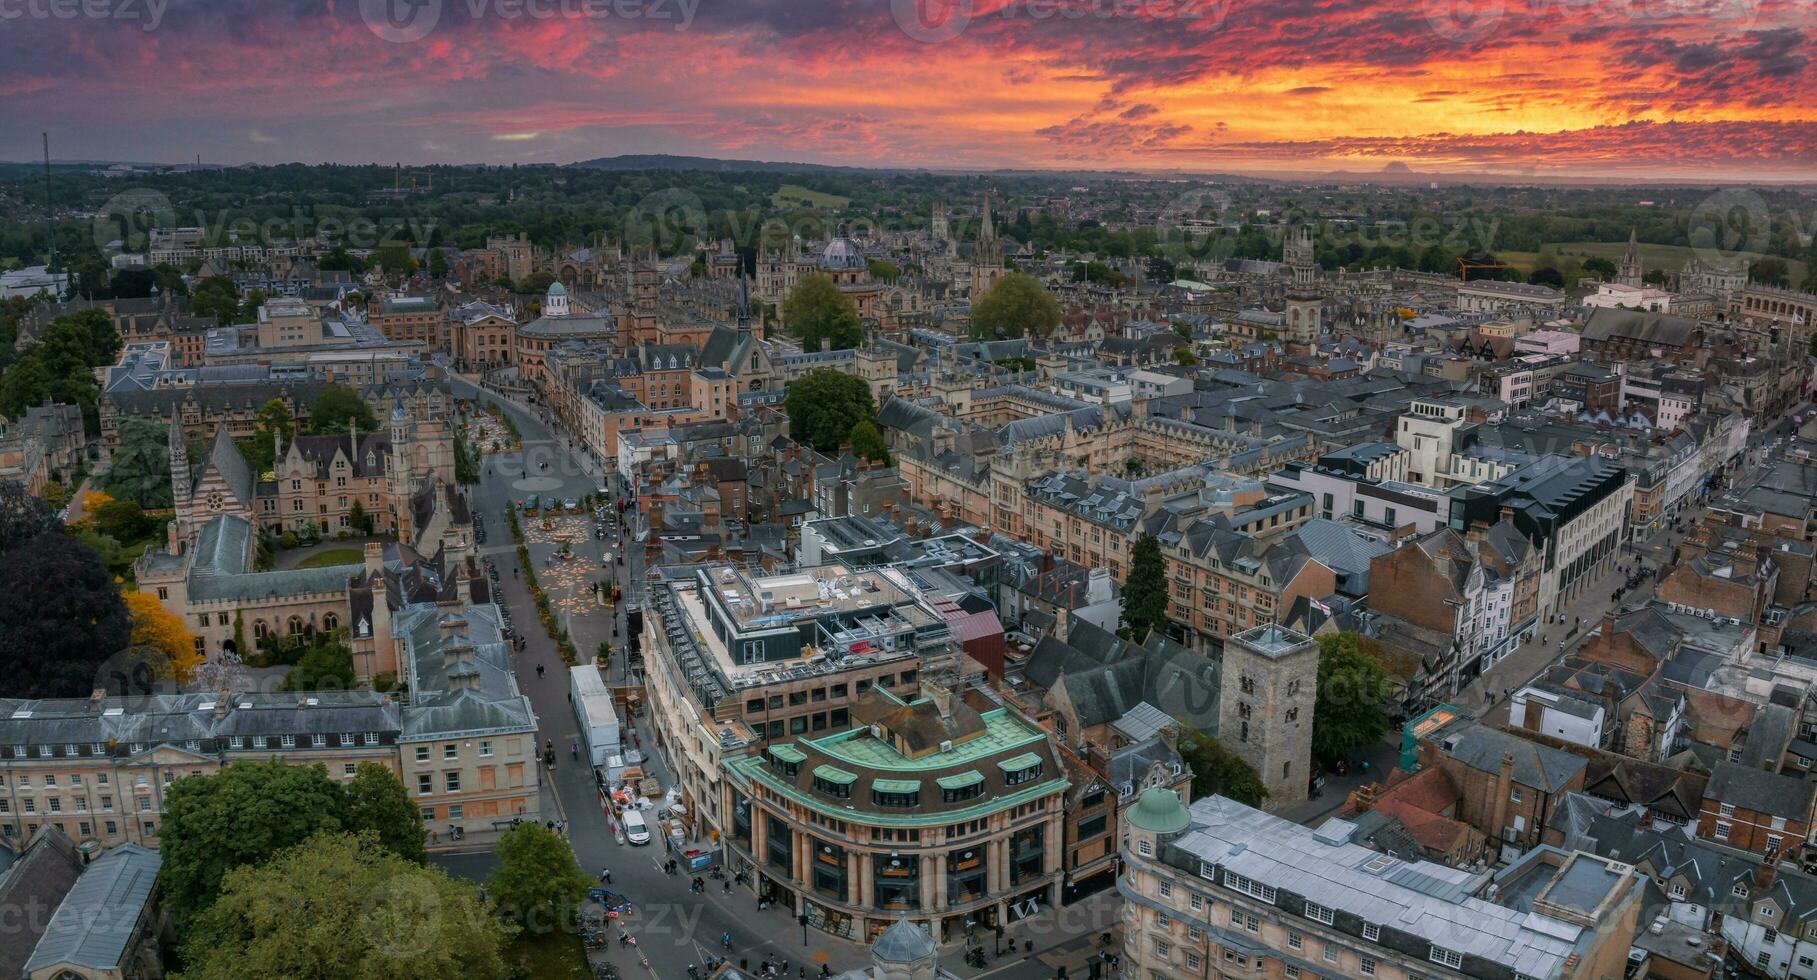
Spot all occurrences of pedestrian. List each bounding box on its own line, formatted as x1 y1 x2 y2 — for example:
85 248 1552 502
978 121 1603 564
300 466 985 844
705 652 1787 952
536 663 545 678
570 740 578 759
781 959 789 974
724 879 732 894
600 868 612 884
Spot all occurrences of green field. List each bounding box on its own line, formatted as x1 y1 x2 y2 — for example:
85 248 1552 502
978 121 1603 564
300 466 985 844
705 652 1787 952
502 932 591 980
293 547 365 569
771 183 850 210
1522 241 1807 284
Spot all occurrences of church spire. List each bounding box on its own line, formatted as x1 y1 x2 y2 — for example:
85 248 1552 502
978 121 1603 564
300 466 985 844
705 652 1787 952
1618 227 1643 286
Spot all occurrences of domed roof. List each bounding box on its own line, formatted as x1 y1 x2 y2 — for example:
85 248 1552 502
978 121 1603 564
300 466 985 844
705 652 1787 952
546 281 568 297
820 237 866 271
1127 787 1190 835
871 916 936 963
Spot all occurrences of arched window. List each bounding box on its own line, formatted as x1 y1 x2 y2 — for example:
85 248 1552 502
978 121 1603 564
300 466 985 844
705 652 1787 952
287 616 305 635
322 613 339 632
252 620 269 639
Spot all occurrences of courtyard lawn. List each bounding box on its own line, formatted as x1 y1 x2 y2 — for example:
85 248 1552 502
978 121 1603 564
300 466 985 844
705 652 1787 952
503 932 591 980
293 547 366 569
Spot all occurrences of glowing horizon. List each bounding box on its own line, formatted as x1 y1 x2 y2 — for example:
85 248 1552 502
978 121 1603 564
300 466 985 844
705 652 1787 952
0 0 1809 179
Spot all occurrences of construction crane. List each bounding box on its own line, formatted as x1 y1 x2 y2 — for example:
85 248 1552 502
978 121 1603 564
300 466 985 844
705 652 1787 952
1457 257 1514 282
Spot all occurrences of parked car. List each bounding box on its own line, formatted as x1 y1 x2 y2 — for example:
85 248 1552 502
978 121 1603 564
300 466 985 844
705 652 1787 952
622 810 651 845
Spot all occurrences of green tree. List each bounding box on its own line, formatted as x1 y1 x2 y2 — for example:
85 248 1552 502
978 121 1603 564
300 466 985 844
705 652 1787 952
1751 258 1790 288
102 416 174 508
181 832 511 980
189 276 243 324
849 419 890 466
1581 256 1617 279
1527 267 1564 287
308 384 379 435
92 497 150 541
784 369 874 453
867 258 901 282
0 530 131 698
347 499 372 534
160 760 354 922
373 242 416 276
240 397 295 476
782 273 862 352
970 273 1061 341
453 428 480 485
1312 632 1392 762
1178 727 1268 806
345 763 428 865
1173 346 1199 366
488 823 593 932
427 248 449 278
1120 533 1169 641
279 637 356 692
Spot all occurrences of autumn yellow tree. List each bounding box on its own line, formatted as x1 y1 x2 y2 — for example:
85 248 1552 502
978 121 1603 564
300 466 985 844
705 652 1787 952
124 591 202 681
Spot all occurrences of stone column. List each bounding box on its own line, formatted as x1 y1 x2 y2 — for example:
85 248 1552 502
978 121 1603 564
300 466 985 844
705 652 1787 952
920 854 937 910
985 839 1003 897
847 850 864 907
1045 815 1063 907
857 850 874 909
934 851 950 909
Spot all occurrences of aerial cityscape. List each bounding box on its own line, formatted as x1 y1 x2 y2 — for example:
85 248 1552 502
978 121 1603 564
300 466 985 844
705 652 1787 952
0 2 1815 979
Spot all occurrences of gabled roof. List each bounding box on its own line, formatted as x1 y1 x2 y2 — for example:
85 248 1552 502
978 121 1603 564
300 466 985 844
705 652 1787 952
23 844 161 975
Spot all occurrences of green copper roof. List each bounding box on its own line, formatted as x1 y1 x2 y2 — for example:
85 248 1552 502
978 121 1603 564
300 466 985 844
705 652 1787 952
1127 787 1191 835
730 753 1070 828
817 707 1046 771
872 778 920 794
769 745 806 764
997 752 1042 772
935 771 984 790
813 764 857 785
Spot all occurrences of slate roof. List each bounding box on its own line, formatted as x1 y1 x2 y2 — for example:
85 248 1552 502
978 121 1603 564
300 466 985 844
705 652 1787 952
23 844 161 975
202 423 255 504
188 516 360 602
0 826 83 980
1432 722 1586 794
395 602 537 739
1706 760 1816 821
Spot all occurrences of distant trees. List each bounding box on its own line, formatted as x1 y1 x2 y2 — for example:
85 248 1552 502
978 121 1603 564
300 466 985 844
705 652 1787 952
1120 533 1170 641
1311 632 1393 762
427 247 450 278
1752 258 1790 288
970 273 1061 341
308 384 379 435
784 370 874 454
189 276 245 325
179 833 508 980
1527 267 1564 288
783 273 862 352
1581 256 1618 279
0 308 119 436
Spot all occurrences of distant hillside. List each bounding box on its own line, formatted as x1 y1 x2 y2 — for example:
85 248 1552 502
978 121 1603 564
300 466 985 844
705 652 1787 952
569 154 887 175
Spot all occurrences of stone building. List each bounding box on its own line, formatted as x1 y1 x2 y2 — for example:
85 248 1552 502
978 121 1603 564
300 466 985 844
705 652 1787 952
1217 625 1318 810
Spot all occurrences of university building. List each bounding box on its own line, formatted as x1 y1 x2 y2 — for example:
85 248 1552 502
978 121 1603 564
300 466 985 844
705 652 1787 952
722 684 1069 945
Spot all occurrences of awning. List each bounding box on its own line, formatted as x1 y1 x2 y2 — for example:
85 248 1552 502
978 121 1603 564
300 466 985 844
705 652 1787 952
872 778 920 794
813 764 857 785
936 771 985 790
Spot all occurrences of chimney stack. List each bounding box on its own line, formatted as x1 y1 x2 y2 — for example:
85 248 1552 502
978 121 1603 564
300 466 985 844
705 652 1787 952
1490 751 1516 843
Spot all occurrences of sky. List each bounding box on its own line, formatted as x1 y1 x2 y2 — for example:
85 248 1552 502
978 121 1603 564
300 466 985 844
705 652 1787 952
0 0 1811 179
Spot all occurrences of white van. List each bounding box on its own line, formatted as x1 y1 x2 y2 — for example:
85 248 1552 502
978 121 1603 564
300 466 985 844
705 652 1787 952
622 810 651 846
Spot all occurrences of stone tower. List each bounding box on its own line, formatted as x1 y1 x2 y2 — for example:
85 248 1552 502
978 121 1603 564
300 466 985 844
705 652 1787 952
1218 624 1319 810
1284 290 1321 345
1283 224 1317 286
931 201 949 242
166 414 191 550
969 193 1005 302
1618 227 1643 286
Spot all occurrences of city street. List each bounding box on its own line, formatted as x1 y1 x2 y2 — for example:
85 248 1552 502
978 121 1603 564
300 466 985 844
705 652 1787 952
441 378 1109 978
